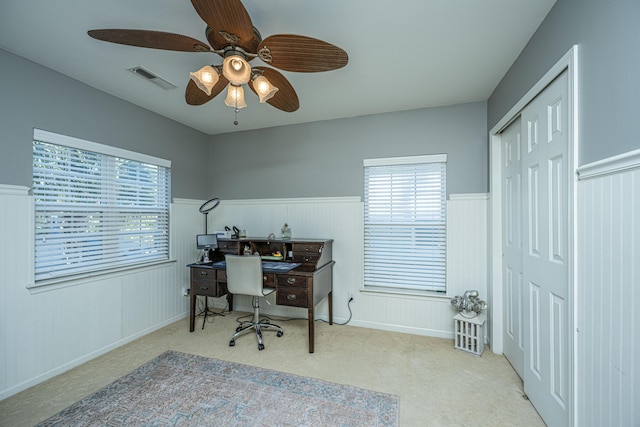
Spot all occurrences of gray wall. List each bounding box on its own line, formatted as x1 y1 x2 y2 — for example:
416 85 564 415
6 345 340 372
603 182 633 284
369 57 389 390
0 49 210 199
488 0 640 166
209 102 488 199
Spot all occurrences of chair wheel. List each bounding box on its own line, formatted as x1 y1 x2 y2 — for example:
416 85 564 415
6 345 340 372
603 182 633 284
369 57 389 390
277 331 283 337
258 344 265 351
229 340 235 347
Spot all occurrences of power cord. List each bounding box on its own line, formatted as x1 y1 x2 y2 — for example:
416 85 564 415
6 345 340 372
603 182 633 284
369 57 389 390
196 296 229 325
235 296 354 326
317 296 353 326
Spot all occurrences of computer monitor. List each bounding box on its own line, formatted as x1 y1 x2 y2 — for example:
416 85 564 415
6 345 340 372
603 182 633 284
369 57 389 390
196 234 218 263
196 234 218 250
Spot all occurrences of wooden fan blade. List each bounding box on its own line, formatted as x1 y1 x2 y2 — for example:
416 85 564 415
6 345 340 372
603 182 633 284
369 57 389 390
257 35 348 72
248 67 299 112
88 29 211 52
191 0 256 51
185 75 229 105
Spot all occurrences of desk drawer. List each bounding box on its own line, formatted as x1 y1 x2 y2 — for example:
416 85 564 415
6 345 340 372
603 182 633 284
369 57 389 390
192 281 218 297
218 240 240 253
191 268 224 297
192 267 216 282
277 287 308 308
277 274 307 287
292 253 320 265
292 243 323 254
263 273 275 288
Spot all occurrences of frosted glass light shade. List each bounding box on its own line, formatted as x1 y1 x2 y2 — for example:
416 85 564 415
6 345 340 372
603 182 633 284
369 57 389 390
253 75 279 103
222 55 251 85
189 65 219 96
224 85 247 109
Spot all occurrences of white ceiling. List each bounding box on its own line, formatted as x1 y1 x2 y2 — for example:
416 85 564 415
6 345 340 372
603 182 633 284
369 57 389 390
0 0 556 135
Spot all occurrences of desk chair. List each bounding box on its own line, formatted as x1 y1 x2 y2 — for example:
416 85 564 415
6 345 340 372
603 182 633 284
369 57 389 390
225 255 284 350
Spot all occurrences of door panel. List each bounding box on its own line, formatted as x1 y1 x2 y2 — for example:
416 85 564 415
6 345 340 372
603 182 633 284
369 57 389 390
521 71 569 426
501 117 524 378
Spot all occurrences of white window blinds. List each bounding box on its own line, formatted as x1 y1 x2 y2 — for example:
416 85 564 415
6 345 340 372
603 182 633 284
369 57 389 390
32 129 171 283
364 155 447 292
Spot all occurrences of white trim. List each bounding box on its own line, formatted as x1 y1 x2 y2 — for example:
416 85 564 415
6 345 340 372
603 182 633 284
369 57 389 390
33 128 171 168
0 184 30 196
577 148 640 180
488 45 578 426
27 259 177 293
490 47 578 135
219 196 362 205
172 198 206 206
363 154 447 167
448 193 489 201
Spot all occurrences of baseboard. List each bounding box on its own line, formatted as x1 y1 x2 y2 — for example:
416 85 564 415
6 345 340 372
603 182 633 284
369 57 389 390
334 319 454 340
0 313 187 401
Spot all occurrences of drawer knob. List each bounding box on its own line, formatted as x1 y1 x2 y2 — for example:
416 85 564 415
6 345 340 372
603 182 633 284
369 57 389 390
199 286 209 290
263 275 267 281
287 294 296 300
200 271 207 276
304 257 311 262
287 277 296 285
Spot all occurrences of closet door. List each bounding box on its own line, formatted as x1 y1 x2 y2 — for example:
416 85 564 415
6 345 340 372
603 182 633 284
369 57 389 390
521 70 570 426
501 117 524 379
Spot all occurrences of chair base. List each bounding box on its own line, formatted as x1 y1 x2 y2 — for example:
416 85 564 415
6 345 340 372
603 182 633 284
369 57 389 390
229 296 283 350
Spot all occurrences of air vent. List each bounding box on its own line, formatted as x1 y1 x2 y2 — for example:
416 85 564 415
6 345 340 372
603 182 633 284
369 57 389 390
127 66 177 90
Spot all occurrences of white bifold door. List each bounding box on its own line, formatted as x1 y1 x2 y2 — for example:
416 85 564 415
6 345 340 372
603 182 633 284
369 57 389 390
501 70 570 427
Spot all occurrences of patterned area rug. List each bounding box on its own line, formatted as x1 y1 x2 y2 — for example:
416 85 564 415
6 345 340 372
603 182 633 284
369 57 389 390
37 350 399 426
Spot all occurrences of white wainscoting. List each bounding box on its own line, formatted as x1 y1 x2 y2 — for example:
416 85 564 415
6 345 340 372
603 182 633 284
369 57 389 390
0 189 200 400
446 194 489 339
205 194 488 340
0 191 489 400
576 150 640 426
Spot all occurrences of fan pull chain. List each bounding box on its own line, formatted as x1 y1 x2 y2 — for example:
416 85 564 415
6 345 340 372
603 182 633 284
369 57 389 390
233 91 240 125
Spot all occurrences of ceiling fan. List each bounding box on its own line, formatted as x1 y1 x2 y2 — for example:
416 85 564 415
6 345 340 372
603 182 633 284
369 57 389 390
88 0 348 118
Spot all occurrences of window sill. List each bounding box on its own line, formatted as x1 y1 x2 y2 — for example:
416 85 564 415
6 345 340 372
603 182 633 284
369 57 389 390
360 286 450 301
27 259 177 294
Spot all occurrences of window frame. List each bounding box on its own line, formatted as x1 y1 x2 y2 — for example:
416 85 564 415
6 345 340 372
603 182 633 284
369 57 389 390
363 154 447 294
31 129 171 286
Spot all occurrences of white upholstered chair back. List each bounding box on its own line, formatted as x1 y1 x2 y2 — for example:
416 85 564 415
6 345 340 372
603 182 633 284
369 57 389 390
224 255 264 297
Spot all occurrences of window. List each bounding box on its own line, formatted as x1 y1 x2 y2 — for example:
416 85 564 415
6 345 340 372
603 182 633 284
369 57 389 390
32 129 171 283
363 154 446 293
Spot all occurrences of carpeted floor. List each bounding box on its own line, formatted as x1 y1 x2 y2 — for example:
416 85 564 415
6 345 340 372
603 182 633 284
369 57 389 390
36 350 398 426
0 313 544 426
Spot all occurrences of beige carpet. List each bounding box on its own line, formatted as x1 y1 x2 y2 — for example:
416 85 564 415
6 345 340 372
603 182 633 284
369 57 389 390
1 312 544 426
37 350 398 426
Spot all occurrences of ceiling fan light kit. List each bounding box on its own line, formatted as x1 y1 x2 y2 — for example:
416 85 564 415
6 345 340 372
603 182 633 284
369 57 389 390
87 0 348 121
224 85 247 109
221 54 251 85
252 75 278 103
189 65 219 96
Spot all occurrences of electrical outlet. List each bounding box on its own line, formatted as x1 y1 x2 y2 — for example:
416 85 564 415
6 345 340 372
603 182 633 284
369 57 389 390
183 288 190 297
348 292 354 302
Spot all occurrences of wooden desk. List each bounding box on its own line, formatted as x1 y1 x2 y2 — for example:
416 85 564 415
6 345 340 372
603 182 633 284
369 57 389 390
188 238 334 353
